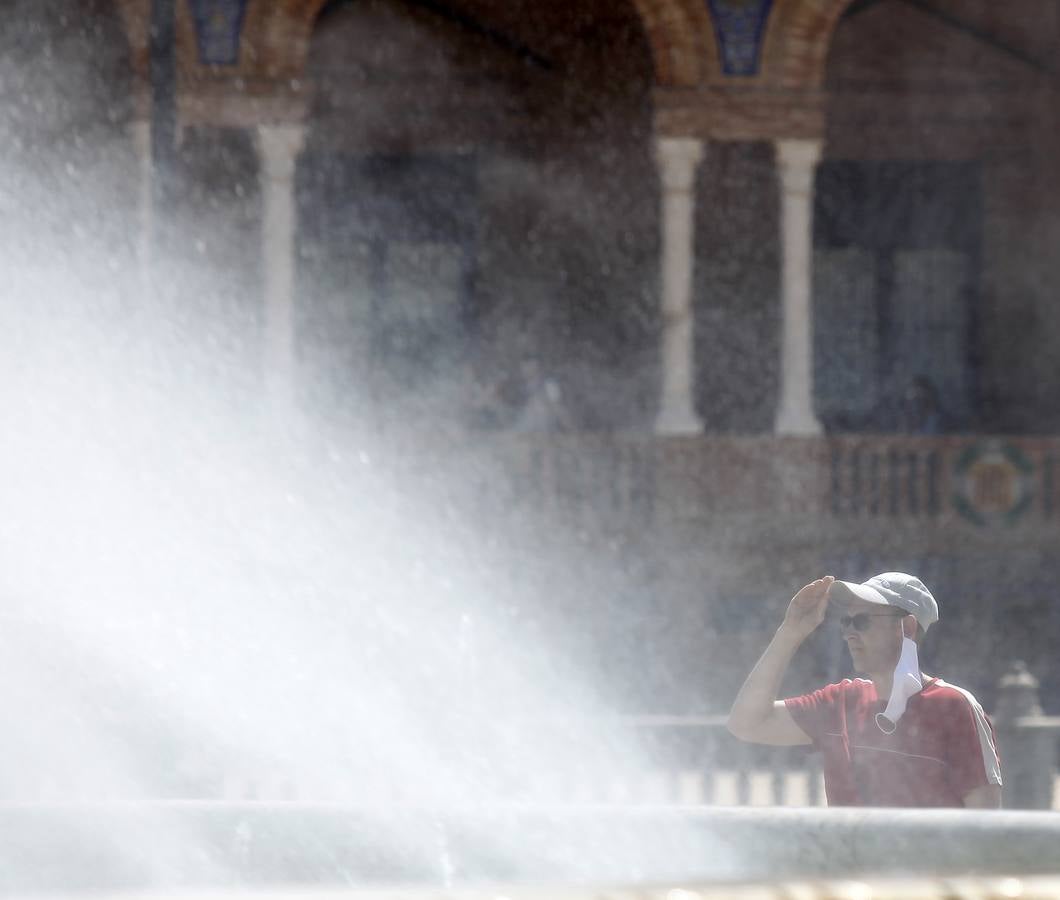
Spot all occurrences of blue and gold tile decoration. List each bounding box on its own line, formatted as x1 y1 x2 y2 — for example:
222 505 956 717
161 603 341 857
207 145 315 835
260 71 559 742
706 0 775 76
188 0 249 66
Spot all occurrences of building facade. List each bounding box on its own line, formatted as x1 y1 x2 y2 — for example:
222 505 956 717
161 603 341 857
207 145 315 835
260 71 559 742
47 0 1060 713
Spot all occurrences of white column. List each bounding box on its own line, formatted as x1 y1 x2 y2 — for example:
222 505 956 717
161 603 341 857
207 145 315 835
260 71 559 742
256 123 306 412
775 138 824 436
129 119 153 297
654 136 705 435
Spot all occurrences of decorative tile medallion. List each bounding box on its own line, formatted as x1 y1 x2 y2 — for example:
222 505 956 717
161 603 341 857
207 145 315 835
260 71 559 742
953 440 1034 526
188 0 249 66
705 0 774 76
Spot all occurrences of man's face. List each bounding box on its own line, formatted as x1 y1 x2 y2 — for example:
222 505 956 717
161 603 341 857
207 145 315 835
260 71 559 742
839 598 908 676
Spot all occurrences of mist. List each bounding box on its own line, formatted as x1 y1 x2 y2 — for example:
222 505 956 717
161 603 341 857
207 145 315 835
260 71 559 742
4 0 1060 895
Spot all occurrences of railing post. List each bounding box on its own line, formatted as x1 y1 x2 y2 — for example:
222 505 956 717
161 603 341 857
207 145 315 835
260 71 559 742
993 661 1055 809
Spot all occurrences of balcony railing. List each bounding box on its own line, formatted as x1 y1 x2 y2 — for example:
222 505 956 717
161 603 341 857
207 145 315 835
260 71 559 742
209 662 1055 809
207 662 1059 810
435 434 1060 530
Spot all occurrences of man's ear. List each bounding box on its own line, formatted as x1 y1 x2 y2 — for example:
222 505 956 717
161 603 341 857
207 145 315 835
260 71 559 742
902 615 918 639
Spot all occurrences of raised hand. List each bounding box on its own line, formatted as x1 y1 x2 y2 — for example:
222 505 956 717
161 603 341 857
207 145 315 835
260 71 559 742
780 576 834 643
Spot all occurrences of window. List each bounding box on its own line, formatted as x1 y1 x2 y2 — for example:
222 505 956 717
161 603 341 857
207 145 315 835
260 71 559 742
813 161 981 432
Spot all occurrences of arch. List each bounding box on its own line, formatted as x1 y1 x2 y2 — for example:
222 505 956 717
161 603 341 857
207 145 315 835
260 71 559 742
112 0 149 79
244 0 322 77
626 0 714 87
251 0 714 87
760 0 855 89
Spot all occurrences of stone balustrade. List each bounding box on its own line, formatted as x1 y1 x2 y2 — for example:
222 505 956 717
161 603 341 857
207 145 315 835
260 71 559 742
414 433 1060 532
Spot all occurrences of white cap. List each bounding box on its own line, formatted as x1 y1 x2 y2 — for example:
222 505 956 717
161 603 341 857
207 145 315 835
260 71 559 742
831 572 939 633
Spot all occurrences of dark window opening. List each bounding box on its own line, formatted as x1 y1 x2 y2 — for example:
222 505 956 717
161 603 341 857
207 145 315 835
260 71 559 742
813 160 982 434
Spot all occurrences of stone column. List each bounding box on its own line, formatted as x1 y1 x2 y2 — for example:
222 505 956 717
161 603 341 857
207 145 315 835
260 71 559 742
654 136 705 434
775 139 823 436
129 119 154 296
256 123 306 412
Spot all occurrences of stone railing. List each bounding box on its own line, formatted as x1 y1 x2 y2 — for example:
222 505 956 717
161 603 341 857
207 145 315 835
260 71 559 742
13 662 1052 809
211 661 1057 810
497 713 825 808
487 659 1056 810
827 436 1060 525
439 434 1060 531
617 660 1058 810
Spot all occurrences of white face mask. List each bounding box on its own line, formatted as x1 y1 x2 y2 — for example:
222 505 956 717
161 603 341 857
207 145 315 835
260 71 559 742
875 636 923 734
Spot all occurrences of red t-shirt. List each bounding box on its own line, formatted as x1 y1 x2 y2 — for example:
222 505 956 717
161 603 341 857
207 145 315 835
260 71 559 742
784 677 1002 807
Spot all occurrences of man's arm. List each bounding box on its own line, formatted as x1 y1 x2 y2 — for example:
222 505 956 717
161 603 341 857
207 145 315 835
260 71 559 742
963 784 1002 809
726 577 833 746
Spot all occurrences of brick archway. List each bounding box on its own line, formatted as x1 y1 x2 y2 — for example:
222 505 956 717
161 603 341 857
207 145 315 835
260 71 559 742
112 0 856 93
253 0 713 87
626 0 714 86
760 0 855 89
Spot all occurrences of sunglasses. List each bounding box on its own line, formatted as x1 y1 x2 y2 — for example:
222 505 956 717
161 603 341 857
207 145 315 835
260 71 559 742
838 611 907 631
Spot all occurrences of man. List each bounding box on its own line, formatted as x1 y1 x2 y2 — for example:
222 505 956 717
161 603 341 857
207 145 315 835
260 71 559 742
727 573 1002 807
